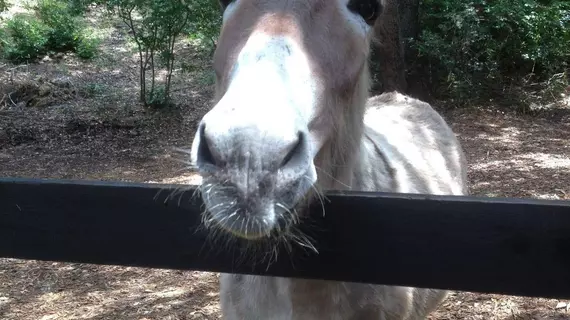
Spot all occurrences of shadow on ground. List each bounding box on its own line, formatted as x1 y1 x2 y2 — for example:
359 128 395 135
442 107 570 200
428 291 570 320
0 259 220 320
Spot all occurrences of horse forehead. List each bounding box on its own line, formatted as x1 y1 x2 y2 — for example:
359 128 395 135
222 0 345 35
228 0 338 14
216 0 353 67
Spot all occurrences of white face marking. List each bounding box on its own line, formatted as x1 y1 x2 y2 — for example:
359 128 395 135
194 30 322 238
221 31 317 137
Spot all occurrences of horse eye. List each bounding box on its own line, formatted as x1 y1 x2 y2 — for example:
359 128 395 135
347 0 382 26
219 0 233 9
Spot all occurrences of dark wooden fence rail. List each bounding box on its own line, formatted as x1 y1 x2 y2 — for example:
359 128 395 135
1 177 570 299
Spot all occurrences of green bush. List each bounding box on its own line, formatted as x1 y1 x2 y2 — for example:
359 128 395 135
33 0 81 51
106 0 194 108
75 33 100 59
0 0 8 50
414 0 570 103
2 14 50 62
0 0 10 15
68 0 98 15
185 0 222 50
1 0 99 62
0 27 8 52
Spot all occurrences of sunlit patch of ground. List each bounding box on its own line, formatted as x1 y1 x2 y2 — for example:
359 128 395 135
443 106 570 200
425 107 570 320
0 259 220 320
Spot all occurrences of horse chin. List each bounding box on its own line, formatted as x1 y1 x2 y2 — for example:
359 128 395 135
206 204 283 241
215 211 288 241
199 178 302 241
196 160 318 242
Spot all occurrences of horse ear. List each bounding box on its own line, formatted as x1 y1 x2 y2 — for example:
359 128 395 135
375 0 384 17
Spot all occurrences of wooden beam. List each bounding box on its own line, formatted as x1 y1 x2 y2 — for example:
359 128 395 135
1 177 570 299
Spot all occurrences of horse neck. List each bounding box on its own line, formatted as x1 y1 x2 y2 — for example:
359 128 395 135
314 65 371 192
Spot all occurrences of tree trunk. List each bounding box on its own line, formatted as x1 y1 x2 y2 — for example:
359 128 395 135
369 0 421 95
398 0 428 100
397 0 420 56
369 0 407 93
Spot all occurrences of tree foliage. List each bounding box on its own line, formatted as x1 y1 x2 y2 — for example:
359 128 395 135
5 0 565 108
33 0 82 51
1 0 99 63
412 0 570 103
106 0 199 108
2 14 50 62
0 0 9 15
185 0 222 49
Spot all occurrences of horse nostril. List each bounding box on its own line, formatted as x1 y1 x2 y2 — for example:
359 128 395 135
195 121 308 173
280 131 306 169
197 124 219 168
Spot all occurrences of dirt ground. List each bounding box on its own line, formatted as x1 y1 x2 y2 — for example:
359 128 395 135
2 2 570 320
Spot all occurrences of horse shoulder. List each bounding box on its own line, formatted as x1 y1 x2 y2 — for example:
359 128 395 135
356 92 468 196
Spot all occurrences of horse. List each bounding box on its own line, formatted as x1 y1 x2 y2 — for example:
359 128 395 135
188 0 468 318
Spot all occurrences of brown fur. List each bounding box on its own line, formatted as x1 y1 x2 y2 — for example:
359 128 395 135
191 1 468 319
